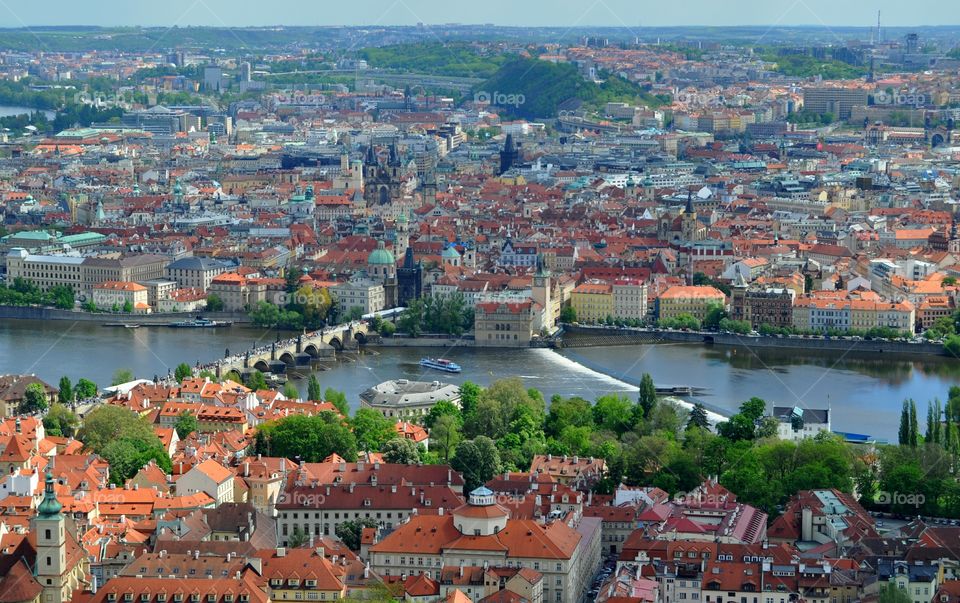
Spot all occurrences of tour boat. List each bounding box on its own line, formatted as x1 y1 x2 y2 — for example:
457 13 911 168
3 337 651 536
168 318 233 328
419 357 462 373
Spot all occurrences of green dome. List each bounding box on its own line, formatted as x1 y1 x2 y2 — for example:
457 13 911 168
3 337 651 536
441 245 461 259
368 241 396 265
37 469 62 518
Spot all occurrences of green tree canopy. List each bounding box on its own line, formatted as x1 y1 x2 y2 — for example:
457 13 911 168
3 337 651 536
351 408 397 452
452 436 501 492
381 437 420 464
254 412 358 462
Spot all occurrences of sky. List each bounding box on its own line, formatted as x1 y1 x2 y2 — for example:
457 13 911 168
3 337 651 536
2 0 960 28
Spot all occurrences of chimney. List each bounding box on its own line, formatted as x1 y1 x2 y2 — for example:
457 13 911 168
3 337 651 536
244 462 250 477
364 563 370 579
447 469 452 484
316 547 325 558
439 507 444 516
277 547 286 557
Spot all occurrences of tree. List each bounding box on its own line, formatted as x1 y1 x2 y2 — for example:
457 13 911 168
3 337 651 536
205 293 225 312
899 400 911 446
593 394 635 436
43 403 78 438
174 363 193 383
381 437 420 464
254 413 358 462
77 405 171 484
879 583 913 603
19 382 48 414
545 396 593 438
247 371 268 391
325 388 350 416
288 526 308 548
75 378 98 400
703 303 727 330
123 300 133 313
423 400 462 430
909 399 919 448
290 285 333 328
283 382 300 400
57 376 73 404
351 408 397 452
559 305 577 323
335 518 378 551
739 397 766 423
459 381 481 421
347 306 365 321
430 414 462 462
307 374 322 401
687 403 710 431
174 411 199 439
452 436 501 492
111 368 134 386
638 373 657 419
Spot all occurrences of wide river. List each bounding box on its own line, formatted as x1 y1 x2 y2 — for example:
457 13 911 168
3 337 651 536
1 319 958 441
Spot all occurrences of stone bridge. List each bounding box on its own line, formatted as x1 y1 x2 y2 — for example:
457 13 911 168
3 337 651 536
212 321 373 378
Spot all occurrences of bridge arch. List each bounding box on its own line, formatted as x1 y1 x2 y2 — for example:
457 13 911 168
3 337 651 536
328 336 343 351
354 331 367 345
279 352 296 365
253 360 271 372
304 344 320 358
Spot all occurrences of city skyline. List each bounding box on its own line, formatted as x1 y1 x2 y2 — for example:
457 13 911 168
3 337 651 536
2 0 960 29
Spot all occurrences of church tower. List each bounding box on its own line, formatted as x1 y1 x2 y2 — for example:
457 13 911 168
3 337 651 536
395 211 410 259
949 215 960 254
34 468 68 603
532 254 554 332
681 189 700 242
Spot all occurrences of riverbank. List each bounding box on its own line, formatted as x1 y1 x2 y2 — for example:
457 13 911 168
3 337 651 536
558 325 949 356
0 304 251 324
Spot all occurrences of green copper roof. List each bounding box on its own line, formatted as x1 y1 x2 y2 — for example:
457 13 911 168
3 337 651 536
37 469 62 518
367 241 396 265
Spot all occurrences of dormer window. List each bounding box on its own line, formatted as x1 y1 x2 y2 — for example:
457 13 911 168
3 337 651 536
174 595 184 602
191 595 200 602
288 579 300 587
107 595 117 602
158 596 167 602
142 595 151 602
125 595 134 602
306 580 317 588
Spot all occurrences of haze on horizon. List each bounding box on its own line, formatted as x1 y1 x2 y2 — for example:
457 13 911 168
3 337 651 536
2 0 960 29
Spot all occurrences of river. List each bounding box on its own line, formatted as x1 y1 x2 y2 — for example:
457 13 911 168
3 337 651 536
1 319 957 441
0 105 57 119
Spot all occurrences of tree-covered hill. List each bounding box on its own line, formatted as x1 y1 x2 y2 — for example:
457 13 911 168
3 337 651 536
477 57 668 120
